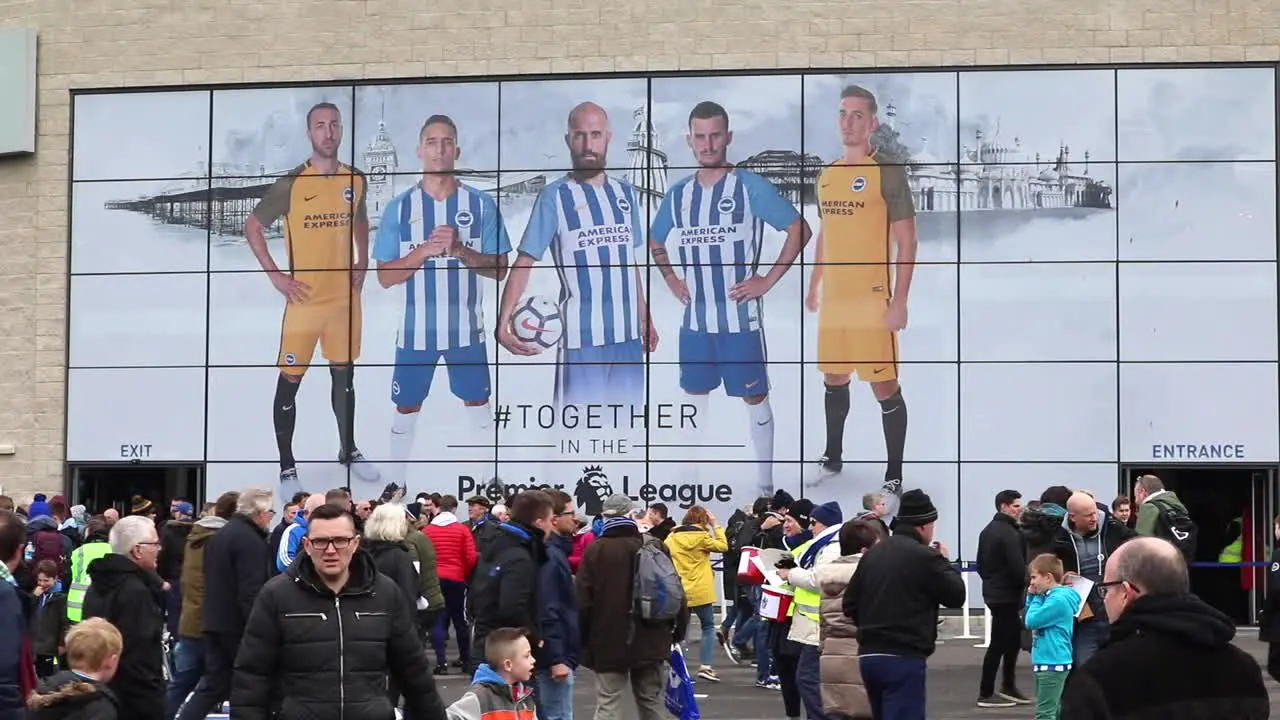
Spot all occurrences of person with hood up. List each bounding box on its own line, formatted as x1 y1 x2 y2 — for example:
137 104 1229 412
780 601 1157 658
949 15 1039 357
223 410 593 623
1060 536 1269 720
230 502 447 720
156 501 194 643
25 617 124 720
470 491 553 670
167 491 237 720
424 494 478 674
81 515 166 720
25 499 74 587
1055 491 1134 666
665 505 729 683
776 501 845 720
816 519 884 720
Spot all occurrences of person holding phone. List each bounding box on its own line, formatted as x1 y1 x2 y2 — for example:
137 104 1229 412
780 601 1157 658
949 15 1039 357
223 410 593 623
665 506 729 683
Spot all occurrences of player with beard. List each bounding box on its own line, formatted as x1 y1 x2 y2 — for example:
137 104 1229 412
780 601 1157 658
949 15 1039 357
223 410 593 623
649 101 811 497
247 102 380 493
806 85 916 511
496 102 657 408
374 114 511 488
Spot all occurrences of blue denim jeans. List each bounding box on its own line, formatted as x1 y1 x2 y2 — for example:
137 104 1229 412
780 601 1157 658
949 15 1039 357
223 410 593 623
165 636 203 720
1073 618 1109 666
755 618 772 682
691 603 716 667
535 668 574 720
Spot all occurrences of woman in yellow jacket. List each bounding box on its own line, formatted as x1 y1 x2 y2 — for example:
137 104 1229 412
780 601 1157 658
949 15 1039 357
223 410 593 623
665 505 729 682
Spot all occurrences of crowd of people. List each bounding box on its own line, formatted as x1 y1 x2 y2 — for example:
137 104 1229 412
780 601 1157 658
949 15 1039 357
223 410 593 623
0 474 1274 720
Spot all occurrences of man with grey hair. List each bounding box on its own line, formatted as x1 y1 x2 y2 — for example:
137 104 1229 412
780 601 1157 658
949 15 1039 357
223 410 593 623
1060 537 1268 719
175 488 274 720
83 514 166 720
1055 491 1133 666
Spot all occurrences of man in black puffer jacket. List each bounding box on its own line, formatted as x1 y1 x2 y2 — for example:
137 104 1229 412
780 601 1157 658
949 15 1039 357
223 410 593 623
231 502 446 720
470 491 553 670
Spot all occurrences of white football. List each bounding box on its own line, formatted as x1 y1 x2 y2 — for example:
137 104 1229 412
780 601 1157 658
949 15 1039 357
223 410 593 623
512 295 564 350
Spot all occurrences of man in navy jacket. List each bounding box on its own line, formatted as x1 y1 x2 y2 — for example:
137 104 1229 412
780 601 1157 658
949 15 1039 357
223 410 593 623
537 490 581 720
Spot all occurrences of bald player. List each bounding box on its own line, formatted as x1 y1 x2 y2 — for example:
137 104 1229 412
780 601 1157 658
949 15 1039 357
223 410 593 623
807 85 915 506
496 102 656 408
274 492 327 573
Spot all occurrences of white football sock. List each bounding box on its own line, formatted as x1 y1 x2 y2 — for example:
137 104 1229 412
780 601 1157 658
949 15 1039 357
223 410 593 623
388 411 418 485
748 399 775 495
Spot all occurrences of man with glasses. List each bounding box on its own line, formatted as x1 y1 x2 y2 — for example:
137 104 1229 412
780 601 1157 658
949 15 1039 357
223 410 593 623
1060 537 1268 719
82 514 167 720
1056 491 1133 667
233 502 447 720
535 490 581 720
175 488 275 720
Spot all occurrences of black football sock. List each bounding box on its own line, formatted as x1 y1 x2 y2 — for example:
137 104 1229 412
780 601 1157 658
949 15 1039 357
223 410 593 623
330 365 357 457
879 388 907 480
823 382 851 462
273 374 301 471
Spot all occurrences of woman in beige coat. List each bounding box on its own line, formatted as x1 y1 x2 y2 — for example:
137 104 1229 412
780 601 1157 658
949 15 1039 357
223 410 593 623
817 520 887 720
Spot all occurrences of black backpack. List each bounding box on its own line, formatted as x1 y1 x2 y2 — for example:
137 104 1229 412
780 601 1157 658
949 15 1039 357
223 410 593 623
1151 499 1198 562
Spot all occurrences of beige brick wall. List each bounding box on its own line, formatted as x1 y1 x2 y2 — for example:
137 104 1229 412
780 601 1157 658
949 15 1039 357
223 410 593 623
0 0 1276 498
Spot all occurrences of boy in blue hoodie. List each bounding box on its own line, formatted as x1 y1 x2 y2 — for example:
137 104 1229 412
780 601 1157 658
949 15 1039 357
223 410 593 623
448 627 538 720
1024 553 1082 720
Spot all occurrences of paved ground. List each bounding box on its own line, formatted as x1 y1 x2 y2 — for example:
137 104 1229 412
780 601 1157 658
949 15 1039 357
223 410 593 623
425 632 1280 719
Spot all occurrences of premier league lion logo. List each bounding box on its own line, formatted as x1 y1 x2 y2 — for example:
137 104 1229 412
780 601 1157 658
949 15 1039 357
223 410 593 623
574 465 613 517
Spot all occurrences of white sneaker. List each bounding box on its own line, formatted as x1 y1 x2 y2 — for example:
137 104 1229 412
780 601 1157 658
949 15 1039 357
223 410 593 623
340 450 382 483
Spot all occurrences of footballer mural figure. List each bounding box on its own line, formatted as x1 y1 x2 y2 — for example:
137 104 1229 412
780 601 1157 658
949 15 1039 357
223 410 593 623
246 102 379 491
373 114 511 487
807 85 916 508
649 101 811 496
496 101 657 409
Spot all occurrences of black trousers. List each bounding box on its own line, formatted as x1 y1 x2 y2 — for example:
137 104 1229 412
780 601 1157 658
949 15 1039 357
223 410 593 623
1268 643 1280 683
175 631 239 720
979 603 1022 697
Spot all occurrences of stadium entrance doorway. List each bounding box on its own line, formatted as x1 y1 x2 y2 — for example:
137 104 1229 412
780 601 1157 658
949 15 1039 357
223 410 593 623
68 463 204 520
1120 465 1276 625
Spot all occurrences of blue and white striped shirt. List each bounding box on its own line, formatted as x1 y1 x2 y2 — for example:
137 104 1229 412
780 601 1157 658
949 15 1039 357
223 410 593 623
374 182 511 352
518 174 645 350
650 169 799 334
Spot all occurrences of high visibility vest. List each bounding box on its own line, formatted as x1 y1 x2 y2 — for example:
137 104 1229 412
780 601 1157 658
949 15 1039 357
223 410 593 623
66 540 111 623
1219 518 1244 564
791 539 822 622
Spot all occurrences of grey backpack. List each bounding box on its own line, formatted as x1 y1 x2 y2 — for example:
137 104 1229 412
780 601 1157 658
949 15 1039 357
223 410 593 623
633 536 685 622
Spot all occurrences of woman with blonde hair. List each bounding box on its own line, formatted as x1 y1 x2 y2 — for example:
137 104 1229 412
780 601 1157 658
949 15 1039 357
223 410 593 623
665 505 728 682
817 520 885 720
